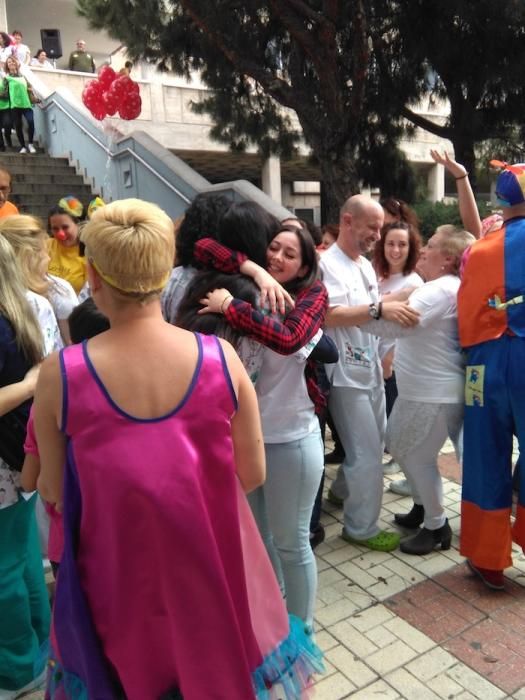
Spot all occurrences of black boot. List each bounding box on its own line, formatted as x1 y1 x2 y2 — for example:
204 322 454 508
394 503 424 529
400 520 452 555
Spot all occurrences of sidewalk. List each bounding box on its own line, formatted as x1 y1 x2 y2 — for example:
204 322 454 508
26 445 524 699
311 445 525 699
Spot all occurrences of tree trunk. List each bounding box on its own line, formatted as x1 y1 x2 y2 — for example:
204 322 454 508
451 136 478 193
317 147 361 224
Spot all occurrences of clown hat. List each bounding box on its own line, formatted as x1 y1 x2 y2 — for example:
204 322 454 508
87 196 105 219
58 195 84 219
490 160 525 207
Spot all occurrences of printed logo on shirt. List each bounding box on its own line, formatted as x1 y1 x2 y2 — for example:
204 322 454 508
465 364 485 407
344 342 372 368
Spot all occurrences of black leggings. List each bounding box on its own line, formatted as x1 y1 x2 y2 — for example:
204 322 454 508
0 109 12 147
12 107 34 148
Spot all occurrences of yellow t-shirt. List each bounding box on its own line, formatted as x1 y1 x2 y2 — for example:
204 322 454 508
47 238 86 295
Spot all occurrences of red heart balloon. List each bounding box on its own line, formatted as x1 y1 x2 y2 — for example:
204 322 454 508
98 66 117 90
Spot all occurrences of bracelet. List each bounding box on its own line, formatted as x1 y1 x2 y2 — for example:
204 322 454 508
220 294 233 314
455 173 468 181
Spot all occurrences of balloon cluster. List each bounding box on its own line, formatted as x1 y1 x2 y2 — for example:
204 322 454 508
82 66 142 121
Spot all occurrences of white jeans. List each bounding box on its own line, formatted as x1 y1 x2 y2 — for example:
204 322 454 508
329 385 386 540
388 399 463 530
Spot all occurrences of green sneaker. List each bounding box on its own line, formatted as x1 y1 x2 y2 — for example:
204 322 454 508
341 528 400 552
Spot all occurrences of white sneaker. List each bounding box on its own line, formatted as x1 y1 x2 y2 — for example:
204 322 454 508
19 147 27 154
389 478 413 497
27 143 36 154
0 669 46 699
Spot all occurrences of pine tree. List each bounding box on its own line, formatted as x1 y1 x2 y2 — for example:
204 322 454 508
78 0 420 220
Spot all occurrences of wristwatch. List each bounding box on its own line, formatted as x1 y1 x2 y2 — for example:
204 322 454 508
368 302 381 320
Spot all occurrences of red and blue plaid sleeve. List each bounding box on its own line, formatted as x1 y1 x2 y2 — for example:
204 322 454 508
194 238 248 273
224 280 328 355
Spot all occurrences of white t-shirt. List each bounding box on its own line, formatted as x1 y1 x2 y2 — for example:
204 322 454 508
48 274 78 320
320 243 382 390
26 290 62 355
14 43 30 65
365 275 465 403
256 345 318 443
378 271 424 360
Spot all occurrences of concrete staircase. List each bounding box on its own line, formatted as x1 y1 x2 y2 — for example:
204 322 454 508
1 150 94 221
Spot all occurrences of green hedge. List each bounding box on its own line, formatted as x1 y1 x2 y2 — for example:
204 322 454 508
413 200 493 238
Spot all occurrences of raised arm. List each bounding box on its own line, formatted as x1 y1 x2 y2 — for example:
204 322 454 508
200 280 328 355
430 150 482 238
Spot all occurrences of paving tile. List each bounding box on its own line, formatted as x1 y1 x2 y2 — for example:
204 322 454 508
405 648 457 682
347 603 395 632
368 573 411 600
315 598 360 627
309 670 356 698
318 566 346 587
336 560 379 588
328 619 379 658
315 629 339 652
365 625 397 649
446 663 506 699
365 639 419 675
382 556 426 585
383 617 435 653
385 667 442 699
324 644 378 688
413 554 459 577
348 679 402 699
426 672 465 699
317 584 345 606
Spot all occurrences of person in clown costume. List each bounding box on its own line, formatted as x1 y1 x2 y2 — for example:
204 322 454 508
47 196 87 295
458 160 525 590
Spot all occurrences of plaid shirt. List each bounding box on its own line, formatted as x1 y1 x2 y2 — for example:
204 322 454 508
194 237 328 414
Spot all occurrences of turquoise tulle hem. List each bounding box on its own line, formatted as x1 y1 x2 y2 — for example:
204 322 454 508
45 655 89 700
45 615 324 699
252 614 325 699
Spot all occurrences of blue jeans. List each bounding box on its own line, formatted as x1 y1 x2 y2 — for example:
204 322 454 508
248 427 323 625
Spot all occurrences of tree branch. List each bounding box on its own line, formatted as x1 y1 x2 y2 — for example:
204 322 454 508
401 106 452 140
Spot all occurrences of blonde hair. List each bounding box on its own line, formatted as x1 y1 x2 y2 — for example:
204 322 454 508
0 215 49 297
435 225 476 275
0 236 43 364
81 199 175 302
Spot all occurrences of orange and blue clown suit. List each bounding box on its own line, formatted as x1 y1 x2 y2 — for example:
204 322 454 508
458 216 525 570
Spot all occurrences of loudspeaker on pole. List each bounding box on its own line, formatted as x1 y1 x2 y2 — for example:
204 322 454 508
40 29 63 59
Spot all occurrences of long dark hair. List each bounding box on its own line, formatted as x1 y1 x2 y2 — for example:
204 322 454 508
176 193 230 268
176 271 258 348
373 221 422 279
219 201 280 269
273 225 319 295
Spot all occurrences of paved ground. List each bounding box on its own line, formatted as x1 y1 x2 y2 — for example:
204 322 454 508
310 443 525 699
26 442 524 699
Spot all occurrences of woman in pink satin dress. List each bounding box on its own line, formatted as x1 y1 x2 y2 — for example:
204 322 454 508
35 198 323 699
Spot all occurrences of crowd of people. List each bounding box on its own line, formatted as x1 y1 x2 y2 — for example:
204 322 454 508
0 150 523 698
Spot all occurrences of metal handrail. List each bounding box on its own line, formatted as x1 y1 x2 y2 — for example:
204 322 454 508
40 97 192 203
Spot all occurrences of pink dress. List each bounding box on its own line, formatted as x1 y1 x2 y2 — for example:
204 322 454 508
46 333 323 699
